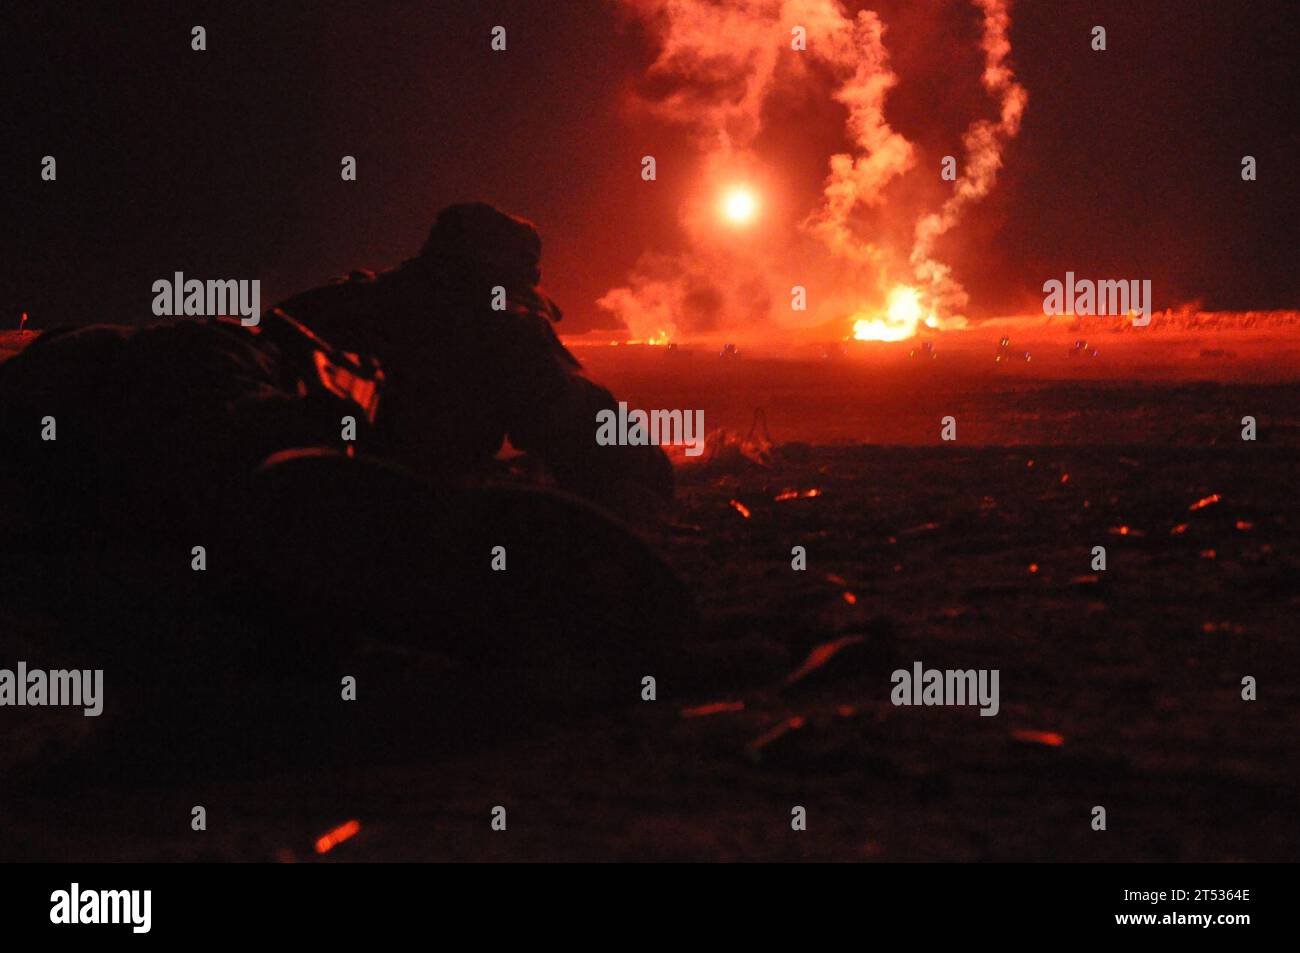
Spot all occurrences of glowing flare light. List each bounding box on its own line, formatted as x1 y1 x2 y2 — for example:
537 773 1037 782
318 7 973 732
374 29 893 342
721 186 758 225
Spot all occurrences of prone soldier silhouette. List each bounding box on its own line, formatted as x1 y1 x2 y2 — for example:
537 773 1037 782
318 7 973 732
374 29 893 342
0 204 693 763
271 202 674 507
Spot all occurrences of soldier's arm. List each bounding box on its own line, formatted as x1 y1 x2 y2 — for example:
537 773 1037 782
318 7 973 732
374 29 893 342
501 315 674 508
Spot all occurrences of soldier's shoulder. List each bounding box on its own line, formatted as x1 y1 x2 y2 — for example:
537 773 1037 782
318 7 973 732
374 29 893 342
275 269 386 315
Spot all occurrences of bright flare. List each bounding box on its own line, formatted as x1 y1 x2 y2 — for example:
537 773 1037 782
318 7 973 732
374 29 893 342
721 186 758 225
851 285 929 342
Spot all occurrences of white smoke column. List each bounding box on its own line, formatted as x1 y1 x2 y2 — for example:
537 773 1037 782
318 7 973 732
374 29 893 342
909 0 1027 316
798 1 914 268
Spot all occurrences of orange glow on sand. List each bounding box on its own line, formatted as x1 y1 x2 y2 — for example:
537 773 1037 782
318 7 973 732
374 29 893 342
784 636 865 686
680 700 745 718
1013 730 1065 747
774 488 822 501
315 819 361 854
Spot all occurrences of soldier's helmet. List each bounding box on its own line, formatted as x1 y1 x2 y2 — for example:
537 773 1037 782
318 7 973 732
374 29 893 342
420 202 543 289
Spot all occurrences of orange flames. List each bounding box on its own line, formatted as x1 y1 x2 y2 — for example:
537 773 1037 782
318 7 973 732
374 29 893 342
851 285 936 342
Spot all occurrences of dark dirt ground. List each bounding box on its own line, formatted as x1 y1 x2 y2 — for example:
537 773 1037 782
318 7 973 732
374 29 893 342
1 337 1298 861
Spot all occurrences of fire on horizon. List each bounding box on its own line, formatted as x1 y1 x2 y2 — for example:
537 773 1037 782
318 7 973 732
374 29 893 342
2 2 1294 344
584 0 1296 351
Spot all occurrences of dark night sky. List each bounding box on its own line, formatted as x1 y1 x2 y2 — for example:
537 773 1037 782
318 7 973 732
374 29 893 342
1 0 1296 333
